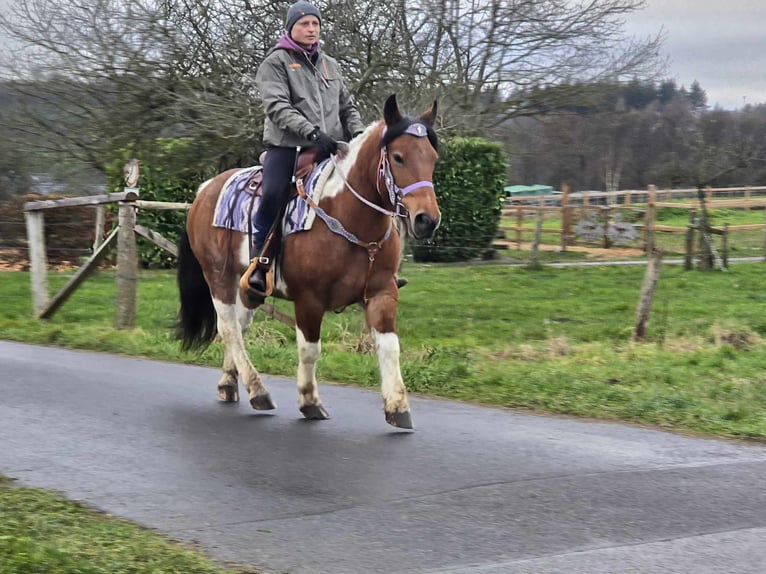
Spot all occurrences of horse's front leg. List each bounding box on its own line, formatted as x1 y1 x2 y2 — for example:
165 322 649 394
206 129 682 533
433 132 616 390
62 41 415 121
365 292 412 429
294 301 330 420
212 298 276 410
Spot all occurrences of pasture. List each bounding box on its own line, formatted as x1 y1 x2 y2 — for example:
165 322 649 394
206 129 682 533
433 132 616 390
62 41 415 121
1 261 765 439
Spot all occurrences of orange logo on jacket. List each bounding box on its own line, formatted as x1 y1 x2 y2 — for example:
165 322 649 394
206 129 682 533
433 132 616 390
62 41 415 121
289 63 302 69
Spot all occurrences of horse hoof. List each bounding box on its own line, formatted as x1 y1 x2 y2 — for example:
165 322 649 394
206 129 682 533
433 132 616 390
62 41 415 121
250 393 276 410
385 410 413 429
300 403 330 420
218 386 239 402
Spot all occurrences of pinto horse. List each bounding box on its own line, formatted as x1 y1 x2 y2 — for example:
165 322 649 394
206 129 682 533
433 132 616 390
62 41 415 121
176 94 440 428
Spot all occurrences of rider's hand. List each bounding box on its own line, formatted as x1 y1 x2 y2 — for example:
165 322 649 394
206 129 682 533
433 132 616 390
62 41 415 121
307 128 339 157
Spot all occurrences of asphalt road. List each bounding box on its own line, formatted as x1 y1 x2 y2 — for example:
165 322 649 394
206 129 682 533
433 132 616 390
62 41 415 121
1 340 765 574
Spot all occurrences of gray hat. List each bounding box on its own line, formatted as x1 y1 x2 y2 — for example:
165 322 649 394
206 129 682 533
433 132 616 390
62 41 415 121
285 1 321 34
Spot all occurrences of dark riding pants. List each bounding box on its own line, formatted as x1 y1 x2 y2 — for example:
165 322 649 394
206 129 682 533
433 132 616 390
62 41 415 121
253 146 298 249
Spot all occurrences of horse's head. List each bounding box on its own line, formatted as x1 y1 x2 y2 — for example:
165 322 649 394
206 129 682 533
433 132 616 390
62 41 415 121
380 94 441 240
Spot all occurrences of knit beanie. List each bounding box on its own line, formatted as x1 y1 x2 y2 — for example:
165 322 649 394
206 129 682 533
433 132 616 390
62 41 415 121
285 1 322 34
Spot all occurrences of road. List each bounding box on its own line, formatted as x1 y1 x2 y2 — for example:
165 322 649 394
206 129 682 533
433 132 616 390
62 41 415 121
1 340 765 574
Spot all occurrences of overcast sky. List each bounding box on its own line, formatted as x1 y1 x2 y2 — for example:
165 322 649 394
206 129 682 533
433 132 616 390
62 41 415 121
0 0 763 110
623 0 766 109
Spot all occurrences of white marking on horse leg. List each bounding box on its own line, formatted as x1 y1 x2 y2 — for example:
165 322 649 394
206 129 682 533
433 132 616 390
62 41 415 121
217 345 239 402
296 328 321 408
235 298 255 334
372 328 409 414
212 297 270 404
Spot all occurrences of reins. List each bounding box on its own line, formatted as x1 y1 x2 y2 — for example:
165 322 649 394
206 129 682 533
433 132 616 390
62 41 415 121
296 123 434 302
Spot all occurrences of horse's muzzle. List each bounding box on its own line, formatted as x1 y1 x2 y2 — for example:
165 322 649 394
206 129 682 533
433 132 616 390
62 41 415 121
412 212 440 240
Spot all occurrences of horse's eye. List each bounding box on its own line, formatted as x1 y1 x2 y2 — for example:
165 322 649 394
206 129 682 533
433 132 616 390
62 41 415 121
393 153 404 164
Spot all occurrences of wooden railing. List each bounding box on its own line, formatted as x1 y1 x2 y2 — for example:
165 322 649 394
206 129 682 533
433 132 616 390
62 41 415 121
499 185 766 256
23 191 294 328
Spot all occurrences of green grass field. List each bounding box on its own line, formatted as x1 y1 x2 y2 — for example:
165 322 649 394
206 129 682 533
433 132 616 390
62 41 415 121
2 261 766 572
0 476 254 574
2 261 765 440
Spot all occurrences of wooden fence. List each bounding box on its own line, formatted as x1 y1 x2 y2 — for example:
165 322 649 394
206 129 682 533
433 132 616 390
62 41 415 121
23 191 296 328
22 184 766 327
24 191 189 327
498 185 766 258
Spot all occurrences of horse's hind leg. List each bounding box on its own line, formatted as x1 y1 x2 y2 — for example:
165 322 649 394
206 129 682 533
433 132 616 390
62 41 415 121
366 294 412 429
212 298 276 410
294 303 330 420
216 302 256 402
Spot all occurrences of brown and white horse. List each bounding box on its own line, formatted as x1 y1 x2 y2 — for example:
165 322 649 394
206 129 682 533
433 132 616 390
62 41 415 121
176 94 440 428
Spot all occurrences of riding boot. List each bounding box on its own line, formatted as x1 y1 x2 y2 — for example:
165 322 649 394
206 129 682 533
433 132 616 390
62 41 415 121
247 240 267 293
249 268 267 293
395 276 408 289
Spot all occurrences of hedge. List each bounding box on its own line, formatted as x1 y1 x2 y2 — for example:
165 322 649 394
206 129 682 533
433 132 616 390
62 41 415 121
107 139 213 268
412 137 507 262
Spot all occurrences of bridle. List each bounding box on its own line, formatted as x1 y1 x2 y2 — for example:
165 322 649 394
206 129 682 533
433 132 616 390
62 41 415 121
330 122 436 220
295 122 435 301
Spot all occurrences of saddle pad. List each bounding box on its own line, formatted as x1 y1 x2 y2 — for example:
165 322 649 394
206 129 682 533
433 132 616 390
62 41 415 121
213 166 263 233
283 159 331 236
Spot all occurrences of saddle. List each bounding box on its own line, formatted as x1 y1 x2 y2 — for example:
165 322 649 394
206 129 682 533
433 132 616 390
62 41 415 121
239 146 329 305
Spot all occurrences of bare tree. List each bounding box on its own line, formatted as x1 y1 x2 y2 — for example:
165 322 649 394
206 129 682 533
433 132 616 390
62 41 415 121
0 0 664 173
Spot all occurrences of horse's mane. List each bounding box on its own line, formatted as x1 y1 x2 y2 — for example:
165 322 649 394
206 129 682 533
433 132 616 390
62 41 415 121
313 121 381 201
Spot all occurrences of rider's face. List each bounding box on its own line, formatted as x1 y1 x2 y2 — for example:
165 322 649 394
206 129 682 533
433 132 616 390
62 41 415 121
291 16 320 46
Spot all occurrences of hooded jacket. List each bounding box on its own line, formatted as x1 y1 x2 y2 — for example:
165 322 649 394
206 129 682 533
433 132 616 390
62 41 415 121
255 39 364 148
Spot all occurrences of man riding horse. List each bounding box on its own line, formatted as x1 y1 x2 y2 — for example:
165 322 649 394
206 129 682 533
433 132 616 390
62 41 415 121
247 1 406 297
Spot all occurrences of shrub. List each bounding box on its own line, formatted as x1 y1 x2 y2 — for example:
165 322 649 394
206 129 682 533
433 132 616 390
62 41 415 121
411 137 507 262
107 139 214 268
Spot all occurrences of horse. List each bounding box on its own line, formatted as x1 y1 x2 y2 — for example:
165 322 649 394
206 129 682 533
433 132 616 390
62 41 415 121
176 94 440 429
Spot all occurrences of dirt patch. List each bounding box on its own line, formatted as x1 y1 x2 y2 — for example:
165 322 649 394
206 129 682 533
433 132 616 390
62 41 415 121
494 239 644 259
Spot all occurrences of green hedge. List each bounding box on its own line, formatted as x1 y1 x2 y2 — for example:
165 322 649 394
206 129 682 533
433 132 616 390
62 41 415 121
412 137 507 262
107 139 213 268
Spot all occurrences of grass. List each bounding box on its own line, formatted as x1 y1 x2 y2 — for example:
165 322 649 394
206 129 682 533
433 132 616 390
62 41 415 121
0 476 255 574
2 262 766 440
2 261 765 572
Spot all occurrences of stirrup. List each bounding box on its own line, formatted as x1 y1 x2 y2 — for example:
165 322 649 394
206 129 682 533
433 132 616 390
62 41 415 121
248 268 266 292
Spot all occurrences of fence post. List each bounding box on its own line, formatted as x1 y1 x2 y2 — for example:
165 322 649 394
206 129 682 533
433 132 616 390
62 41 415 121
625 190 631 207
745 186 751 211
684 210 696 271
645 184 656 253
602 206 611 248
633 247 664 342
529 209 543 269
515 204 523 250
24 210 49 314
560 183 570 252
722 223 729 268
763 208 766 262
115 201 138 329
93 205 106 252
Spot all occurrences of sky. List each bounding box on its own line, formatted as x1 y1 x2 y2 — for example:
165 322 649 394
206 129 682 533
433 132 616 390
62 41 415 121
0 0 764 110
623 0 766 109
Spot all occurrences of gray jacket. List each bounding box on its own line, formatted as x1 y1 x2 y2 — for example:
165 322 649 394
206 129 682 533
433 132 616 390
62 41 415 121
255 46 364 148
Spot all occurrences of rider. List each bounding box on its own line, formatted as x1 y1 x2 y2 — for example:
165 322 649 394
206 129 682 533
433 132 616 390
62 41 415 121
248 0 364 293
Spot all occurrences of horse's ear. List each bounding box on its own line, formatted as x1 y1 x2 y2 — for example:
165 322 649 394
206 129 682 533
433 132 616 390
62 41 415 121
420 99 438 127
384 94 402 126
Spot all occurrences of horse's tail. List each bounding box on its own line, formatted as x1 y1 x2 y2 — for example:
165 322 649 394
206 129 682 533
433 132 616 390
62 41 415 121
176 228 217 351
